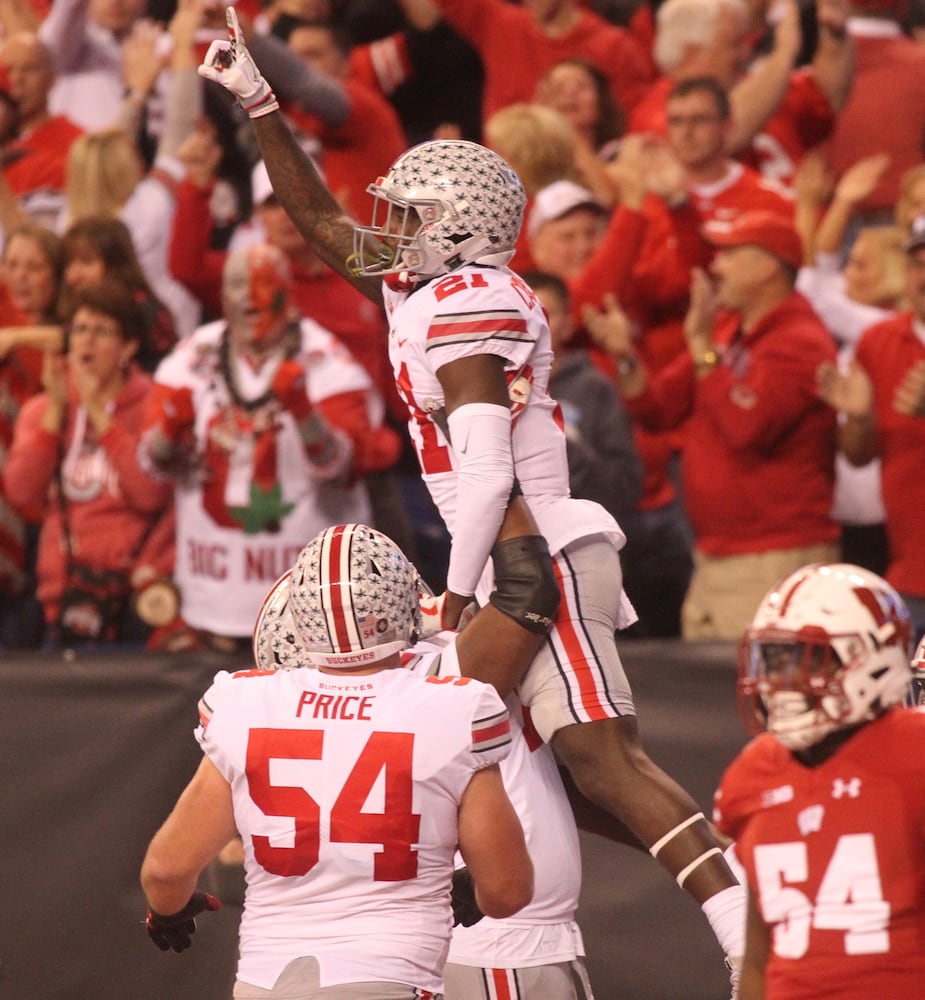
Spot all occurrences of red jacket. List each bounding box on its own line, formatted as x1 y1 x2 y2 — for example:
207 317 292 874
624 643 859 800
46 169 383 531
855 313 925 595
626 292 839 555
3 367 174 623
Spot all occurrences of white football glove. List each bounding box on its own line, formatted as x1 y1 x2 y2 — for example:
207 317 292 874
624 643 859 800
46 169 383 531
198 8 279 119
418 590 448 639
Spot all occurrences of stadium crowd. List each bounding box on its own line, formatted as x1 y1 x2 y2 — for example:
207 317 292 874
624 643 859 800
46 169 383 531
2 2 925 998
0 0 924 656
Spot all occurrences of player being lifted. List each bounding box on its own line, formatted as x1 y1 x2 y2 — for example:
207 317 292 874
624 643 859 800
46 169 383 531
199 11 746 989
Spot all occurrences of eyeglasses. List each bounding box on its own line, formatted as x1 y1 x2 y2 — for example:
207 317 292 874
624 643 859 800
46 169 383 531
666 114 724 129
69 321 121 338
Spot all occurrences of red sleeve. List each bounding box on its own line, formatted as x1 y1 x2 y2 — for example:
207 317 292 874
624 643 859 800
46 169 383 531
98 422 173 512
316 390 402 480
602 27 657 114
429 0 508 41
2 394 58 518
785 69 836 149
628 2 656 70
348 33 412 96
623 350 697 432
168 179 227 317
569 204 648 313
134 502 176 580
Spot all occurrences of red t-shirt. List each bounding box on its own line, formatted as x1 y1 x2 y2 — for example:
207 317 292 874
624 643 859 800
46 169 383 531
432 0 656 121
855 313 925 594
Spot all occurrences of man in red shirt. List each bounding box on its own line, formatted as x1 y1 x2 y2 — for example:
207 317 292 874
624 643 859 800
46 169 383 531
614 210 840 639
0 31 83 231
630 0 853 186
817 213 925 640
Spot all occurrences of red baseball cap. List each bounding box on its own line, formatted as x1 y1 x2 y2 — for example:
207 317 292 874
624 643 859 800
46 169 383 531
703 210 803 270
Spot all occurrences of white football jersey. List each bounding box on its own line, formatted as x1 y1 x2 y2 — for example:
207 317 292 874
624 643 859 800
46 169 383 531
384 265 624 562
407 635 586 967
196 665 511 992
154 319 373 635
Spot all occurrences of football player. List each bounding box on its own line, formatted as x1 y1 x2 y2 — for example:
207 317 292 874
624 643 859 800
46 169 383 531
714 562 925 999
141 496 556 996
197 12 746 991
252 519 595 999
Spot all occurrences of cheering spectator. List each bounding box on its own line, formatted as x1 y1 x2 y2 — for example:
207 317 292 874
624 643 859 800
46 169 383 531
141 242 400 651
2 280 174 646
632 0 853 186
63 0 205 339
59 215 178 373
616 210 840 639
0 31 83 234
817 213 925 641
795 151 905 575
0 224 63 648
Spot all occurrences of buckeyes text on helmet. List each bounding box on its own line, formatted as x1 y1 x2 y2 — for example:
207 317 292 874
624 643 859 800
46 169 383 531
287 523 424 669
350 140 527 284
737 562 913 751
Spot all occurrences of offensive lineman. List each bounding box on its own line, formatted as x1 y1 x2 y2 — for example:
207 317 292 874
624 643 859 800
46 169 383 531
141 496 557 997
252 554 594 999
198 12 746 990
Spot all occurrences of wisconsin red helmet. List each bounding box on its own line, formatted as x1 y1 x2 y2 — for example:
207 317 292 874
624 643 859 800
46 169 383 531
738 563 912 750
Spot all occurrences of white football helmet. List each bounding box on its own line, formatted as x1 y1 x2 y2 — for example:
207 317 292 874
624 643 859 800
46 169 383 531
909 635 925 706
349 139 526 284
287 523 424 668
252 569 308 670
738 563 912 751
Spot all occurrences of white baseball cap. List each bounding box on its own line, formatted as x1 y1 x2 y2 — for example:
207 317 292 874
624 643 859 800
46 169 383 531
527 179 606 241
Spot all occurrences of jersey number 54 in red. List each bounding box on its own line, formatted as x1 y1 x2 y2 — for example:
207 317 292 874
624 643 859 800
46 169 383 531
246 727 421 880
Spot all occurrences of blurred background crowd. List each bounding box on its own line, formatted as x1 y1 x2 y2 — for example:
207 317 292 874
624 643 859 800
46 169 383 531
1 0 925 655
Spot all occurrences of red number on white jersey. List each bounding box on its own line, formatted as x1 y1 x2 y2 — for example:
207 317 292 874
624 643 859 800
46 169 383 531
394 360 452 475
246 727 421 880
432 271 490 301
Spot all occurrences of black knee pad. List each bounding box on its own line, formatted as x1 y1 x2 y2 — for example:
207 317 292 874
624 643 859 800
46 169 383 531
488 535 560 633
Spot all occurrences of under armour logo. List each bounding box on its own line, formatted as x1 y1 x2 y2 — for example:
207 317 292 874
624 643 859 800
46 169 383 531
832 777 862 799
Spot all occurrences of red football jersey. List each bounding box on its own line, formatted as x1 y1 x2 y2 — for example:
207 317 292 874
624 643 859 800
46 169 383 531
715 709 925 999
